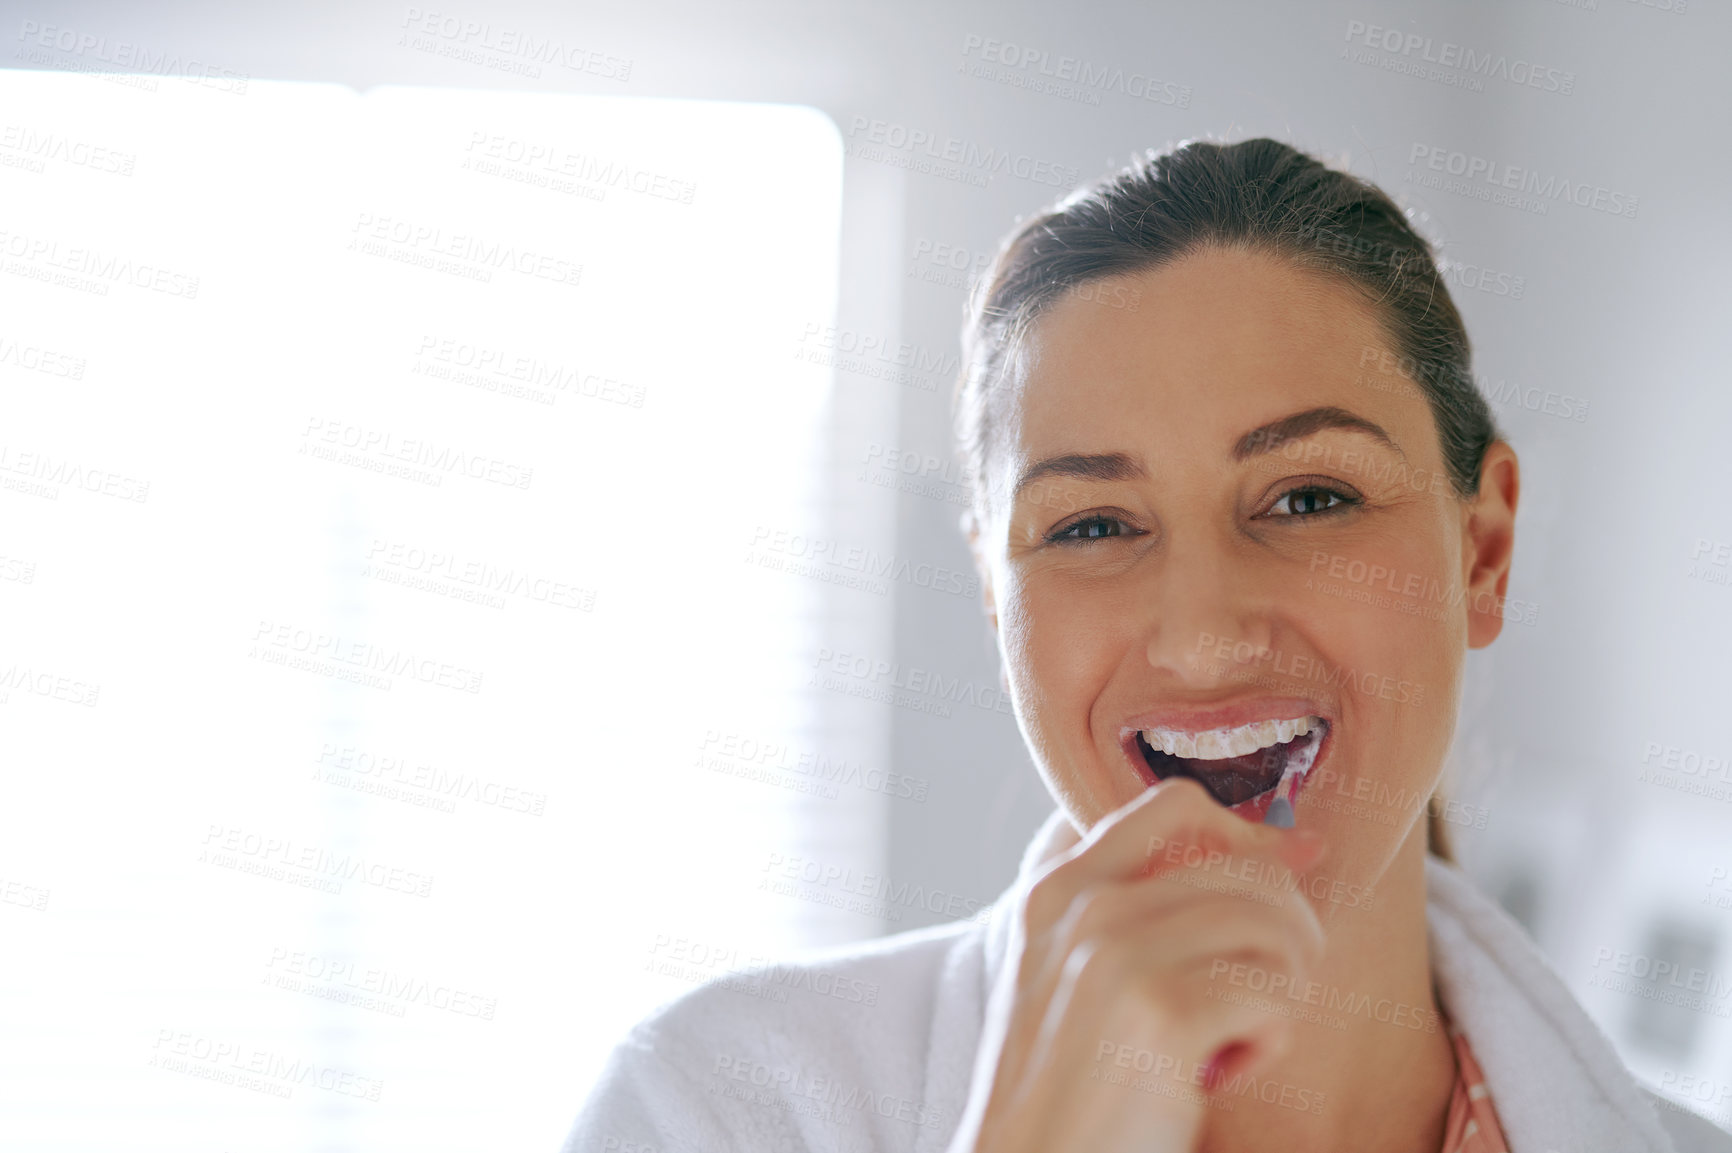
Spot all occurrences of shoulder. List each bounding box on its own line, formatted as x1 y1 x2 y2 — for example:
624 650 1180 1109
1645 1090 1732 1153
563 916 989 1153
639 914 982 1059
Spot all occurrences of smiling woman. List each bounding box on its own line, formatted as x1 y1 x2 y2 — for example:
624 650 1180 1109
563 140 1732 1153
954 138 1510 870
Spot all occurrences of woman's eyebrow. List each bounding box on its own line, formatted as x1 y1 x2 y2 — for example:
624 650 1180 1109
1009 408 1401 501
1011 451 1146 502
1232 406 1406 461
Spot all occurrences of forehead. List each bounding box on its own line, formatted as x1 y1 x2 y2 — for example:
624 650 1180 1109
1011 247 1414 453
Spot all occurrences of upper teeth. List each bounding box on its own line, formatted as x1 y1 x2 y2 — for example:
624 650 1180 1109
1140 716 1322 760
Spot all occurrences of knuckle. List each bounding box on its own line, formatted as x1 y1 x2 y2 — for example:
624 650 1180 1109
1280 895 1328 962
1276 932 1320 982
1053 886 1124 961
1022 865 1073 931
1125 970 1183 1032
1064 884 1115 936
1068 934 1128 989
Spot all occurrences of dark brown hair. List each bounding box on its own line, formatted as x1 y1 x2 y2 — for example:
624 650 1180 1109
953 137 1500 860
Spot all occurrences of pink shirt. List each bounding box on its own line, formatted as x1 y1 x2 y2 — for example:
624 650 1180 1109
1440 1022 1512 1153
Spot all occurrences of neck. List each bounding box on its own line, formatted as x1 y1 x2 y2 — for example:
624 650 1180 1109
1197 832 1457 1153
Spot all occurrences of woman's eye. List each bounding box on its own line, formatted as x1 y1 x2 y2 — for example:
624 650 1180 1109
1266 486 1357 517
1050 515 1127 542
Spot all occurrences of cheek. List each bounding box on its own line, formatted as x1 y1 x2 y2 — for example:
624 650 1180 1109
1295 544 1464 680
998 571 1135 814
998 571 1117 710
1290 542 1464 806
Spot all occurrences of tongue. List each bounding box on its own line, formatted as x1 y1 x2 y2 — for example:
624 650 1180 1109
1179 749 1286 806
1143 737 1290 807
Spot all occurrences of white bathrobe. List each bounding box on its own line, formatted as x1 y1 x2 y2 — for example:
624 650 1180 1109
564 809 1732 1152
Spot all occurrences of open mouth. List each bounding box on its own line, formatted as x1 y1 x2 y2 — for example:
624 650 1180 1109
1128 716 1329 821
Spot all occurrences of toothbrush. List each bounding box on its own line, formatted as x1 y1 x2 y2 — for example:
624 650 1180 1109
1262 730 1321 828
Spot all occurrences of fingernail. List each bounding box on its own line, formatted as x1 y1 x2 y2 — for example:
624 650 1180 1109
1202 1042 1249 1092
1280 829 1327 868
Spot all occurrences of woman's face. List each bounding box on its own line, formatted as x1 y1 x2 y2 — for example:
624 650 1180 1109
972 246 1517 901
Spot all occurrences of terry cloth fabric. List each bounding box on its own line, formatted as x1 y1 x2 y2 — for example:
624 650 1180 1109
562 807 1732 1153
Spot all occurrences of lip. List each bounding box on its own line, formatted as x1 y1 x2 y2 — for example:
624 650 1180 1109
1117 696 1331 739
1116 696 1336 825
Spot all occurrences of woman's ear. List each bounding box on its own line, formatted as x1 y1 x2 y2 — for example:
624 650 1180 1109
962 509 998 634
1463 441 1520 649
964 509 1013 695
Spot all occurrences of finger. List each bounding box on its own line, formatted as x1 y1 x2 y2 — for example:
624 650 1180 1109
1017 785 1325 1003
1024 868 1324 1025
1019 886 1321 1087
1021 782 1243 938
1040 777 1326 903
1031 917 1306 1101
1126 778 1328 877
1119 897 1324 995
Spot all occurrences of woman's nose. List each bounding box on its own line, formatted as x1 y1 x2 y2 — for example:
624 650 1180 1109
1140 538 1275 684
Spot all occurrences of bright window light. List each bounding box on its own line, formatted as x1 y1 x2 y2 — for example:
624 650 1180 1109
0 71 857 1152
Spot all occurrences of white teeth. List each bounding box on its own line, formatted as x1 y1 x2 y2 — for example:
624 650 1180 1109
1140 715 1325 761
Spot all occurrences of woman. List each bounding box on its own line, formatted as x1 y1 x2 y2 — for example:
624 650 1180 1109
564 139 1732 1153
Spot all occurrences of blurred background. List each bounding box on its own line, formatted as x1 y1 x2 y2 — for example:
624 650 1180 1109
2 1 1730 1149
